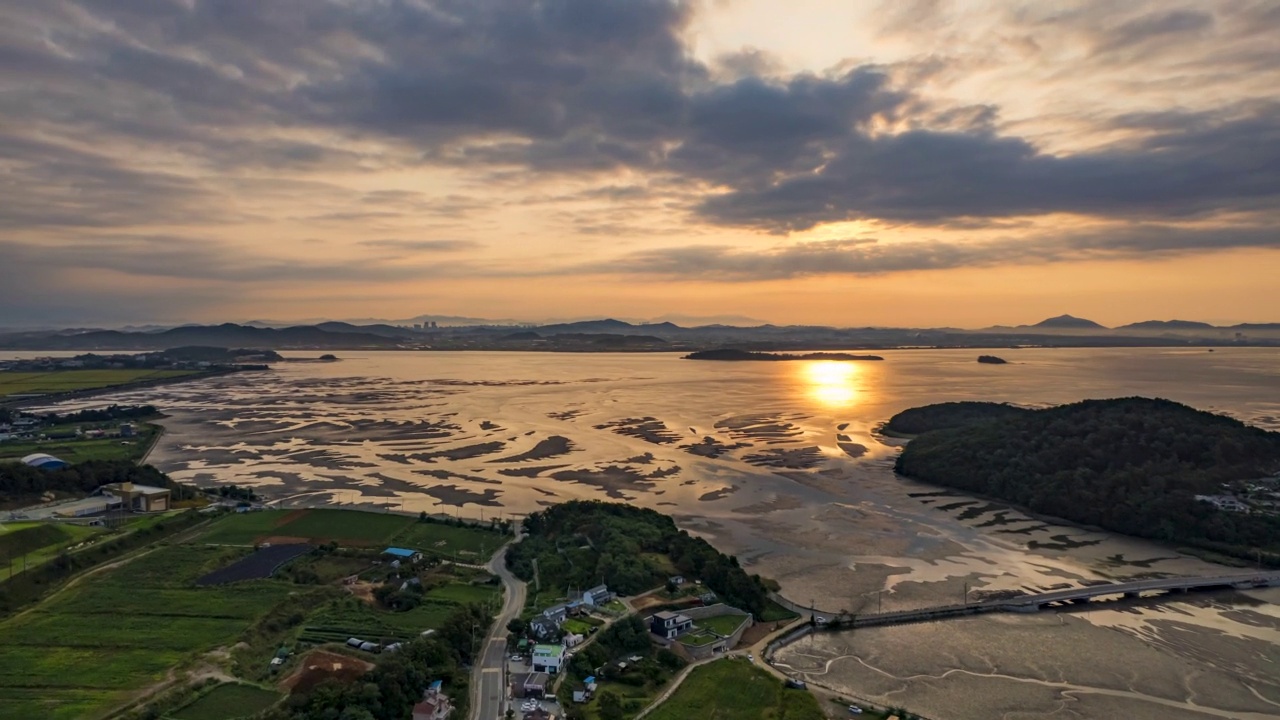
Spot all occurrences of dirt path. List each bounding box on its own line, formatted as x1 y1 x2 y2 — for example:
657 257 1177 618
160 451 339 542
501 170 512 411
4 543 163 624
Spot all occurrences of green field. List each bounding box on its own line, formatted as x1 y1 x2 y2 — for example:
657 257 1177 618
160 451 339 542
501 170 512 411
0 423 159 463
646 659 824 720
0 544 296 720
390 520 506 560
197 509 414 547
298 579 500 644
758 599 800 623
680 631 718 646
0 522 104 578
694 614 748 637
169 683 280 720
0 369 200 398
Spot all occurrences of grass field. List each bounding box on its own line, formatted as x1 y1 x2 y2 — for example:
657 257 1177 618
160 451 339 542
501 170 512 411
169 683 280 720
0 423 159 463
390 520 505 560
694 614 748 637
758 599 800 623
0 369 200 398
680 631 718 646
298 579 501 644
0 544 297 720
0 522 104 578
645 659 824 720
197 509 414 547
196 510 506 558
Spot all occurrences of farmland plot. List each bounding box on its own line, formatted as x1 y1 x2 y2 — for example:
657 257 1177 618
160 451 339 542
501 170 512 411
0 545 295 720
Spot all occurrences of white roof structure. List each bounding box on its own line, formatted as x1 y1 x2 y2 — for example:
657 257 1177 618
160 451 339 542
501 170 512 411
21 453 67 468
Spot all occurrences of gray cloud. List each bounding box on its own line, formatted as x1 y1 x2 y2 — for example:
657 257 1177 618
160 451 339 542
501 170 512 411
2 0 1279 264
0 236 483 289
1095 10 1214 53
576 224 1280 281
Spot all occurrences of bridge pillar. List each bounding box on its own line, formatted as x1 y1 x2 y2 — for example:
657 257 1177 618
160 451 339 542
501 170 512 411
1123 591 1139 599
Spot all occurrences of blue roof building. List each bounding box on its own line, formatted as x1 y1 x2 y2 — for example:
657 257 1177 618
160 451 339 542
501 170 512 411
21 453 69 470
384 547 420 559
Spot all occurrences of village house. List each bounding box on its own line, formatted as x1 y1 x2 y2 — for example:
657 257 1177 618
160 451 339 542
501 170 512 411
511 672 550 699
572 676 598 704
529 615 561 641
650 610 694 639
412 680 452 720
532 644 565 674
1194 494 1249 512
581 584 613 607
543 602 569 623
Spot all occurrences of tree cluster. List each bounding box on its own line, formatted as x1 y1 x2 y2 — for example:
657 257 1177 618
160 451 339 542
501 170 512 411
206 483 259 501
508 500 771 615
271 603 488 720
895 397 1280 560
885 401 1029 435
0 459 196 500
39 404 158 424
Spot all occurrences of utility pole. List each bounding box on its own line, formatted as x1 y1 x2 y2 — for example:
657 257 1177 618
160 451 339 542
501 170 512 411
963 581 969 606
877 591 882 615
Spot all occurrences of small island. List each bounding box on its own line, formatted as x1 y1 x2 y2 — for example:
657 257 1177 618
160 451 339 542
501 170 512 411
683 349 884 361
977 354 1008 364
894 397 1280 564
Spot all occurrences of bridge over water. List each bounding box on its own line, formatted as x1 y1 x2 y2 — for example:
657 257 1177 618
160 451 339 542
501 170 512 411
773 571 1280 630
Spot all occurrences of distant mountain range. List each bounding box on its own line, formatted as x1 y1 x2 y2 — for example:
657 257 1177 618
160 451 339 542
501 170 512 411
0 316 1276 352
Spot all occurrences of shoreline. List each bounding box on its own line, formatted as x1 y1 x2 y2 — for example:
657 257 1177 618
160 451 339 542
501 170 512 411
0 367 255 409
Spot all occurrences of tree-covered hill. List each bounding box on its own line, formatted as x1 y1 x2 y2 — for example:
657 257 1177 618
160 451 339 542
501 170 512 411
508 500 771 615
894 397 1280 560
884 401 1030 435
0 459 196 501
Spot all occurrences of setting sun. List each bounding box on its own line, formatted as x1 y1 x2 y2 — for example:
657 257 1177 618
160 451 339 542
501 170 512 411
801 361 860 408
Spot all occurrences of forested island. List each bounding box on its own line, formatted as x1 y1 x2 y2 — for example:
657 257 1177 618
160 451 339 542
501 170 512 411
977 355 1008 364
683 349 884 361
884 401 1030 435
894 397 1280 563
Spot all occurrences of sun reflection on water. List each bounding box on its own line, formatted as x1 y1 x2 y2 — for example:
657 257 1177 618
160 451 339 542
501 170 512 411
801 361 861 408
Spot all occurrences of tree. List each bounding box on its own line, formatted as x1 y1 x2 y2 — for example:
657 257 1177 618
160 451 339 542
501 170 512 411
506 618 527 634
598 691 624 720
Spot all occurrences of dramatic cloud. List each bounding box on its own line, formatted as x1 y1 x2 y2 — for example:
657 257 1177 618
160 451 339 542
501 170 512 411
579 224 1280 281
1 0 1278 324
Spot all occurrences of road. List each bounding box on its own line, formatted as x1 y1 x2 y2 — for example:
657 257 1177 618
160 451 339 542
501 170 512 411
471 541 527 720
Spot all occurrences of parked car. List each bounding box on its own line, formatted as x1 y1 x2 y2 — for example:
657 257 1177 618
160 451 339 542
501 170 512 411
784 679 807 690
847 706 863 715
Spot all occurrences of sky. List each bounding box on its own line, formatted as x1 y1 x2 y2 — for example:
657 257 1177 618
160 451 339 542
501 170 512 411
2 0 1279 328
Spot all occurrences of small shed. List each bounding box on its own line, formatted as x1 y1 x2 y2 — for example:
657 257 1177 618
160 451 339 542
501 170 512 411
384 547 422 562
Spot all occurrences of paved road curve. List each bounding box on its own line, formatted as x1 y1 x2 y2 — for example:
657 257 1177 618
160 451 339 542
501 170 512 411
471 541 527 720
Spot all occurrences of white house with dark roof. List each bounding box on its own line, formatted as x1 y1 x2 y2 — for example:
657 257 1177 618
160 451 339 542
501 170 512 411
581 584 613 607
650 610 694 639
